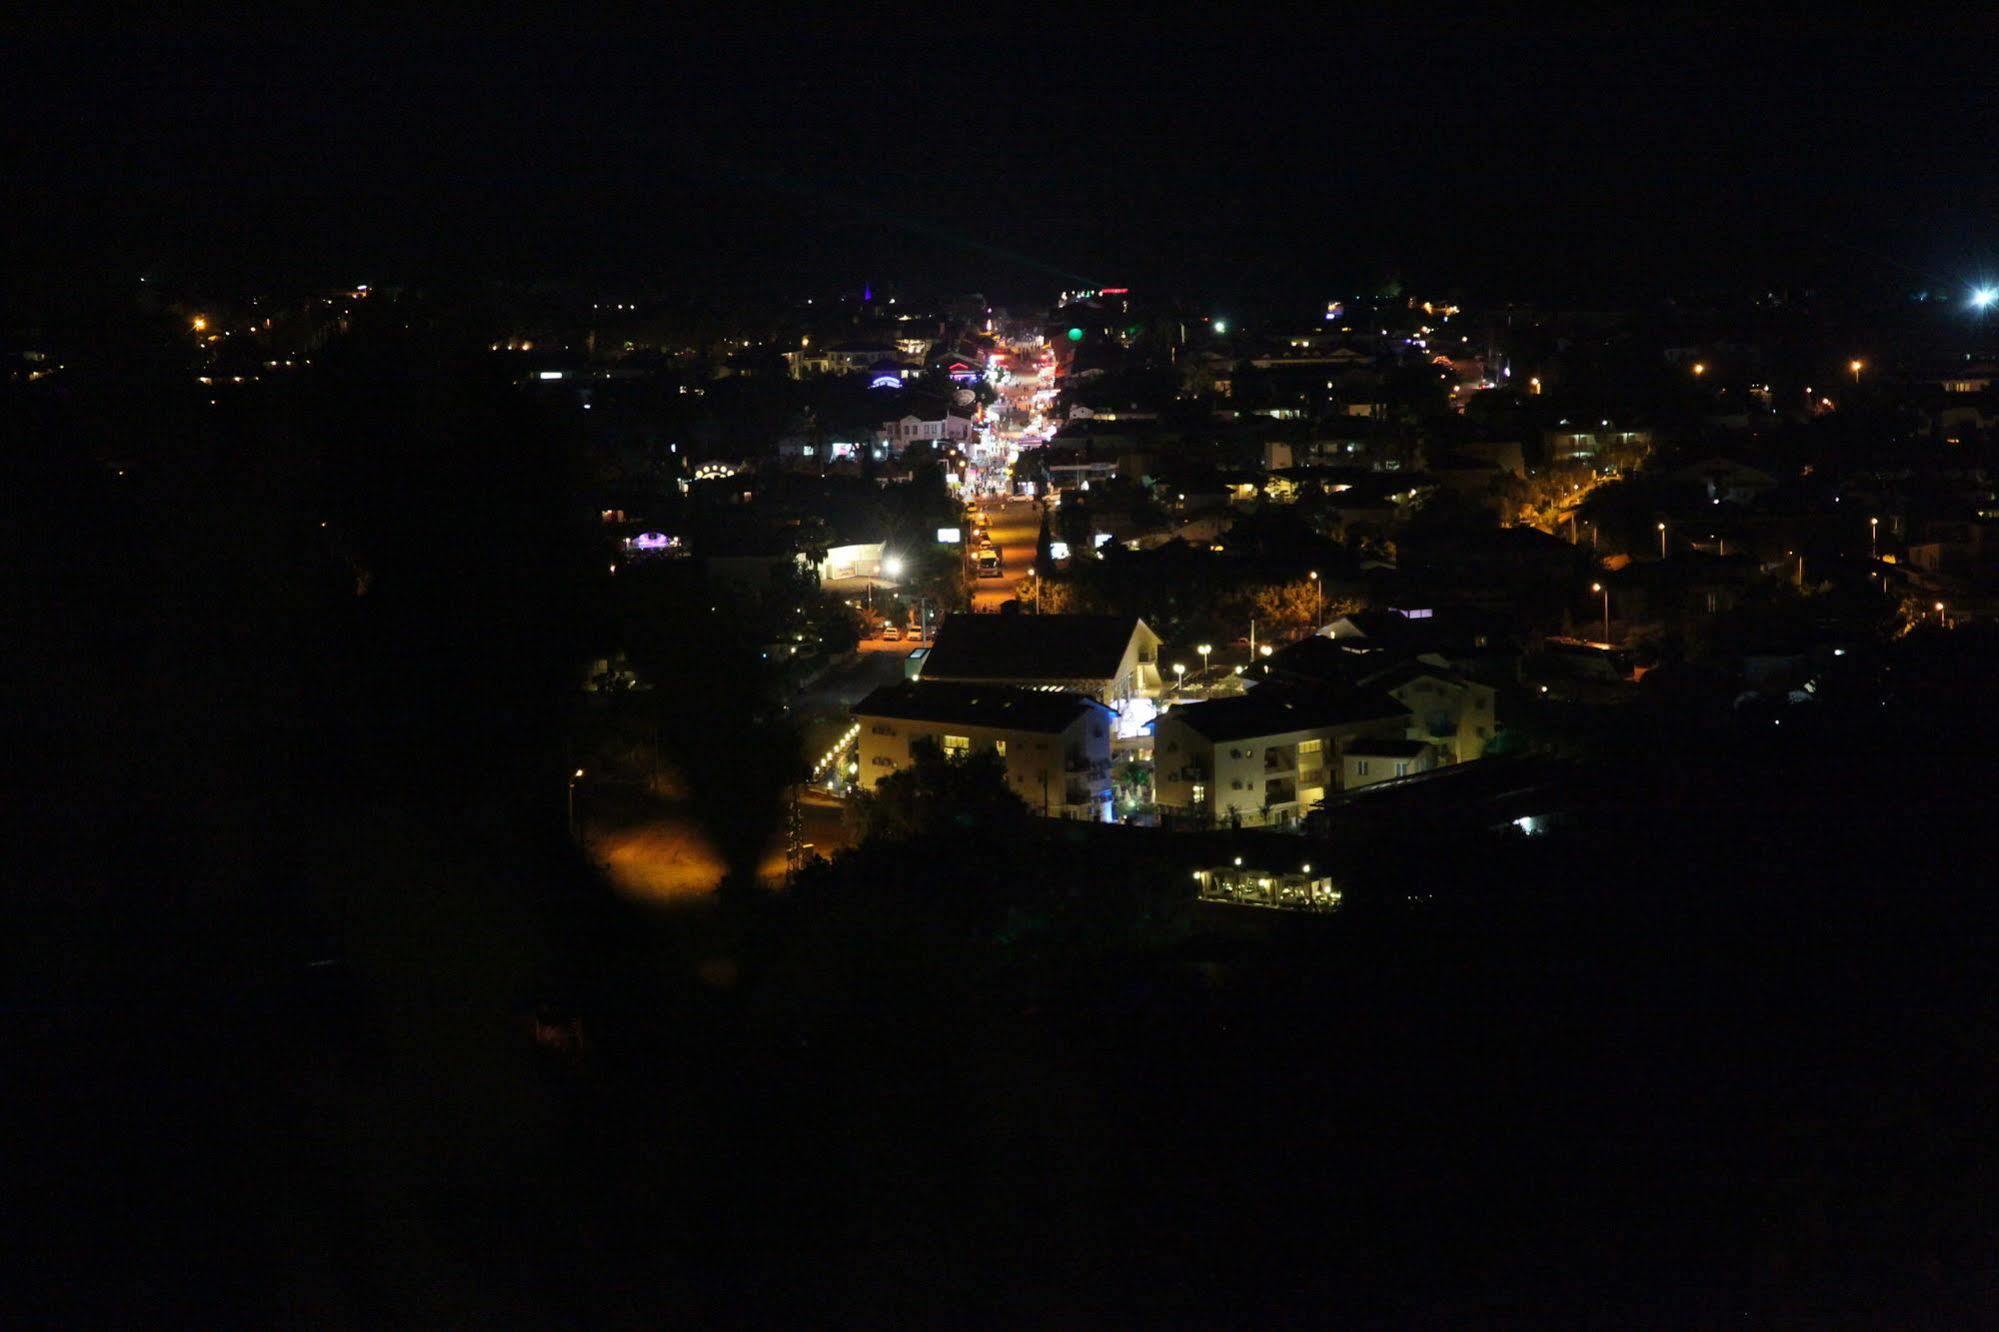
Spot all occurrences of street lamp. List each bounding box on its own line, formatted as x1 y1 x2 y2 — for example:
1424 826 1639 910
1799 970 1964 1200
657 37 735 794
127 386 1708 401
1172 662 1185 692
1657 520 1668 559
1591 581 1610 644
1691 362 1706 378
1849 359 1864 383
1936 600 1948 627
1870 516 1879 559
1197 643 1213 686
882 554 905 580
568 768 584 839
1308 569 1321 630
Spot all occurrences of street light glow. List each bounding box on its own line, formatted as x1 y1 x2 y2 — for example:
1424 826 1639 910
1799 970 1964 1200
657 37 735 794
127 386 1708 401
1212 319 1229 335
191 316 208 332
1971 287 1998 309
882 555 905 579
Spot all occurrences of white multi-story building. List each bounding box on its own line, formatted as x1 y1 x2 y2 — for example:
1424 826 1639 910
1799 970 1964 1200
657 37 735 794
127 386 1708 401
853 681 1116 821
1358 660 1500 765
1153 687 1409 828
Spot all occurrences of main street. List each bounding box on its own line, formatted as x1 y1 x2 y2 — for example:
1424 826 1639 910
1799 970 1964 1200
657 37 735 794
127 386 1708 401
962 333 1056 611
969 495 1042 611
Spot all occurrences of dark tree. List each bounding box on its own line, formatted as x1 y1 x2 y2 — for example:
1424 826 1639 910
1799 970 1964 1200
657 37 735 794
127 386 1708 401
853 737 1028 841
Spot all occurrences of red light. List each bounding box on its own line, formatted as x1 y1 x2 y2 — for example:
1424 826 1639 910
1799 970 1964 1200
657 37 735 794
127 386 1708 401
1101 287 1129 295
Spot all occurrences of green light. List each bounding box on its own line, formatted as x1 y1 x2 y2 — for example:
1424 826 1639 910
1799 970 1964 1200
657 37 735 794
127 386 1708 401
1213 319 1229 335
1067 327 1083 342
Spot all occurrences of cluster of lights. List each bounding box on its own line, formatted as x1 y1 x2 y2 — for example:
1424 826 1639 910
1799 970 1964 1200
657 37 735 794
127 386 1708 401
812 722 861 783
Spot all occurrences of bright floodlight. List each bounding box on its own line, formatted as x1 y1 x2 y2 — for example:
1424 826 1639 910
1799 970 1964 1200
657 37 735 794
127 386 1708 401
882 555 905 579
1973 287 1999 309
1213 319 1229 334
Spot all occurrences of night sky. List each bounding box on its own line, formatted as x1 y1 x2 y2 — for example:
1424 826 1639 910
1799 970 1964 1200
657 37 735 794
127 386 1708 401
8 15 1997 306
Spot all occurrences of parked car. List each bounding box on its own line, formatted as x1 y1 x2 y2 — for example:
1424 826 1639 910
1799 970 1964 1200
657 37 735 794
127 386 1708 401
879 623 902 641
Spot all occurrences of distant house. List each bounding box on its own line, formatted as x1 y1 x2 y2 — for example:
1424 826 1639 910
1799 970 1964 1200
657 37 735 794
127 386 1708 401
1456 438 1527 477
1671 457 1778 505
919 613 1165 710
1341 737 1437 789
1545 424 1654 463
1925 359 1996 394
1359 660 1500 765
852 681 1116 821
1153 686 1410 828
1425 450 1508 509
816 542 887 583
1262 634 1379 689
1907 519 1996 576
878 410 974 447
1317 608 1518 680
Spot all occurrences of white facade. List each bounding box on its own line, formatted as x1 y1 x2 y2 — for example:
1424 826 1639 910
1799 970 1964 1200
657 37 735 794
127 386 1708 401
878 413 974 446
1153 710 1407 828
1342 740 1437 789
855 698 1116 821
1375 668 1498 764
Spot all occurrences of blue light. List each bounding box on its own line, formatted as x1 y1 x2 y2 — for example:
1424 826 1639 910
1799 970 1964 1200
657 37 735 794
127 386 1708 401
1973 287 1999 310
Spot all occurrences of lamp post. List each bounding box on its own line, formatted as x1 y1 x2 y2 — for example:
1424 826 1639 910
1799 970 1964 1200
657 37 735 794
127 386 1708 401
1197 643 1213 689
1657 520 1668 559
1308 569 1321 631
1172 662 1186 694
1870 516 1878 560
1936 601 1948 628
1592 581 1610 644
568 768 584 840
1850 359 1864 384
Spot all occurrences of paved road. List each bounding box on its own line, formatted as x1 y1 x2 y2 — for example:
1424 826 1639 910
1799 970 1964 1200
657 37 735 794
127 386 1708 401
793 648 912 771
970 496 1042 611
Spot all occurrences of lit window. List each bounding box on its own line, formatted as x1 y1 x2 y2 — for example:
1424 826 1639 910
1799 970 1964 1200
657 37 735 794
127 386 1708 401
1191 783 1206 804
994 740 1007 758
942 735 970 759
1355 760 1370 776
1298 739 1323 756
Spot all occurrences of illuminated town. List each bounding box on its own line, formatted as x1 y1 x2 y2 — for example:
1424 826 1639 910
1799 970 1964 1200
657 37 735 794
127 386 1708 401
13 15 1999 1325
